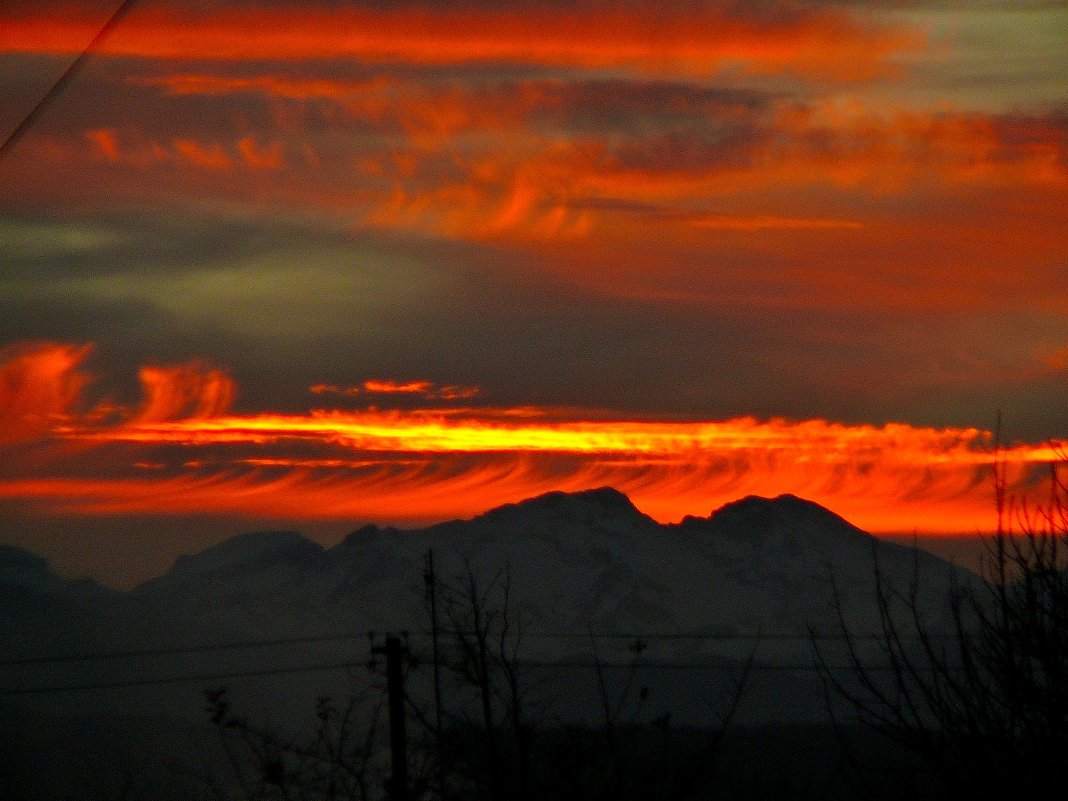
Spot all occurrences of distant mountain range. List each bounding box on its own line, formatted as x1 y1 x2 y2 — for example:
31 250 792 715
2 487 974 678
1 489 981 798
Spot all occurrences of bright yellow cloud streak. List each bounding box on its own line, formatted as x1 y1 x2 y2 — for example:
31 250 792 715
57 409 1059 468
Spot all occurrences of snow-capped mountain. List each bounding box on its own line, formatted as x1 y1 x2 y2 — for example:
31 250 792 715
2 488 973 672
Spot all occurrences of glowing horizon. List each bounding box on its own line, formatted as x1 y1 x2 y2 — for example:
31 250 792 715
0 342 1059 536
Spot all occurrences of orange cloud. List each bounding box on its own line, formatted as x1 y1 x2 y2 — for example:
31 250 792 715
352 102 1067 247
2 4 925 81
688 215 864 232
57 409 1058 490
173 139 232 170
761 102 1068 191
134 363 235 422
82 130 293 175
27 103 1060 316
362 379 434 395
237 136 284 170
1042 345 1068 371
0 343 236 434
85 128 119 160
132 74 392 101
570 103 1068 210
0 342 93 444
311 380 481 401
13 55 1063 262
0 341 1061 535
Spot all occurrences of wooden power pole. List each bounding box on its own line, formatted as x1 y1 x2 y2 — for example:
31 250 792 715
424 549 447 800
372 634 409 801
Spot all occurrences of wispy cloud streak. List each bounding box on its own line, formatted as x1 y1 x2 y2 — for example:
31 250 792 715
2 3 924 80
0 342 1058 534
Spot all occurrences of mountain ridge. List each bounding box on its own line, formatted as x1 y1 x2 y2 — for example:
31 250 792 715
0 487 981 737
0 489 977 657
1 489 967 599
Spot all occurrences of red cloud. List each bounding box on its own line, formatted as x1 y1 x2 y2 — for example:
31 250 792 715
311 379 480 400
173 139 232 170
1044 345 1068 371
0 341 236 438
0 342 93 443
135 363 235 422
85 128 119 160
362 379 434 395
237 136 284 170
1 4 925 82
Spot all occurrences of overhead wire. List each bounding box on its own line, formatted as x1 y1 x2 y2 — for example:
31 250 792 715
0 627 956 670
0 626 957 696
0 653 947 696
0 632 371 668
0 659 367 696
0 0 139 161
0 628 951 670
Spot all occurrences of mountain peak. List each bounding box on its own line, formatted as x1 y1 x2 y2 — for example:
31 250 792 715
0 544 109 597
0 544 61 591
723 493 821 514
526 486 634 510
702 493 868 544
511 486 643 518
476 486 654 531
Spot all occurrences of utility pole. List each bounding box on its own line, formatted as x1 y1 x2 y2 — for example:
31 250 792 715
372 634 409 801
424 549 447 800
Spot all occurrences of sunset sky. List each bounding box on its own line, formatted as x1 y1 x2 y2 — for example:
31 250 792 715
1 0 1065 586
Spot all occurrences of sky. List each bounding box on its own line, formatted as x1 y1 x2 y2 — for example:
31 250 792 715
0 0 1066 587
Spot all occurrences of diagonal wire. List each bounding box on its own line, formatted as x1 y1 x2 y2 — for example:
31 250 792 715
0 0 139 161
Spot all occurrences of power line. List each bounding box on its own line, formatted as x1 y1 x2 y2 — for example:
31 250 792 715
0 629 954 670
2 654 952 696
0 0 139 161
0 659 366 697
512 659 912 673
497 631 955 642
0 632 367 668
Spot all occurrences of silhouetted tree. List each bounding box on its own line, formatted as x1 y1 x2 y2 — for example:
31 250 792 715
203 686 385 801
819 441 1068 798
428 563 535 801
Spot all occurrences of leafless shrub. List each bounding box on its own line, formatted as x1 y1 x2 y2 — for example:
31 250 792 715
818 439 1068 798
